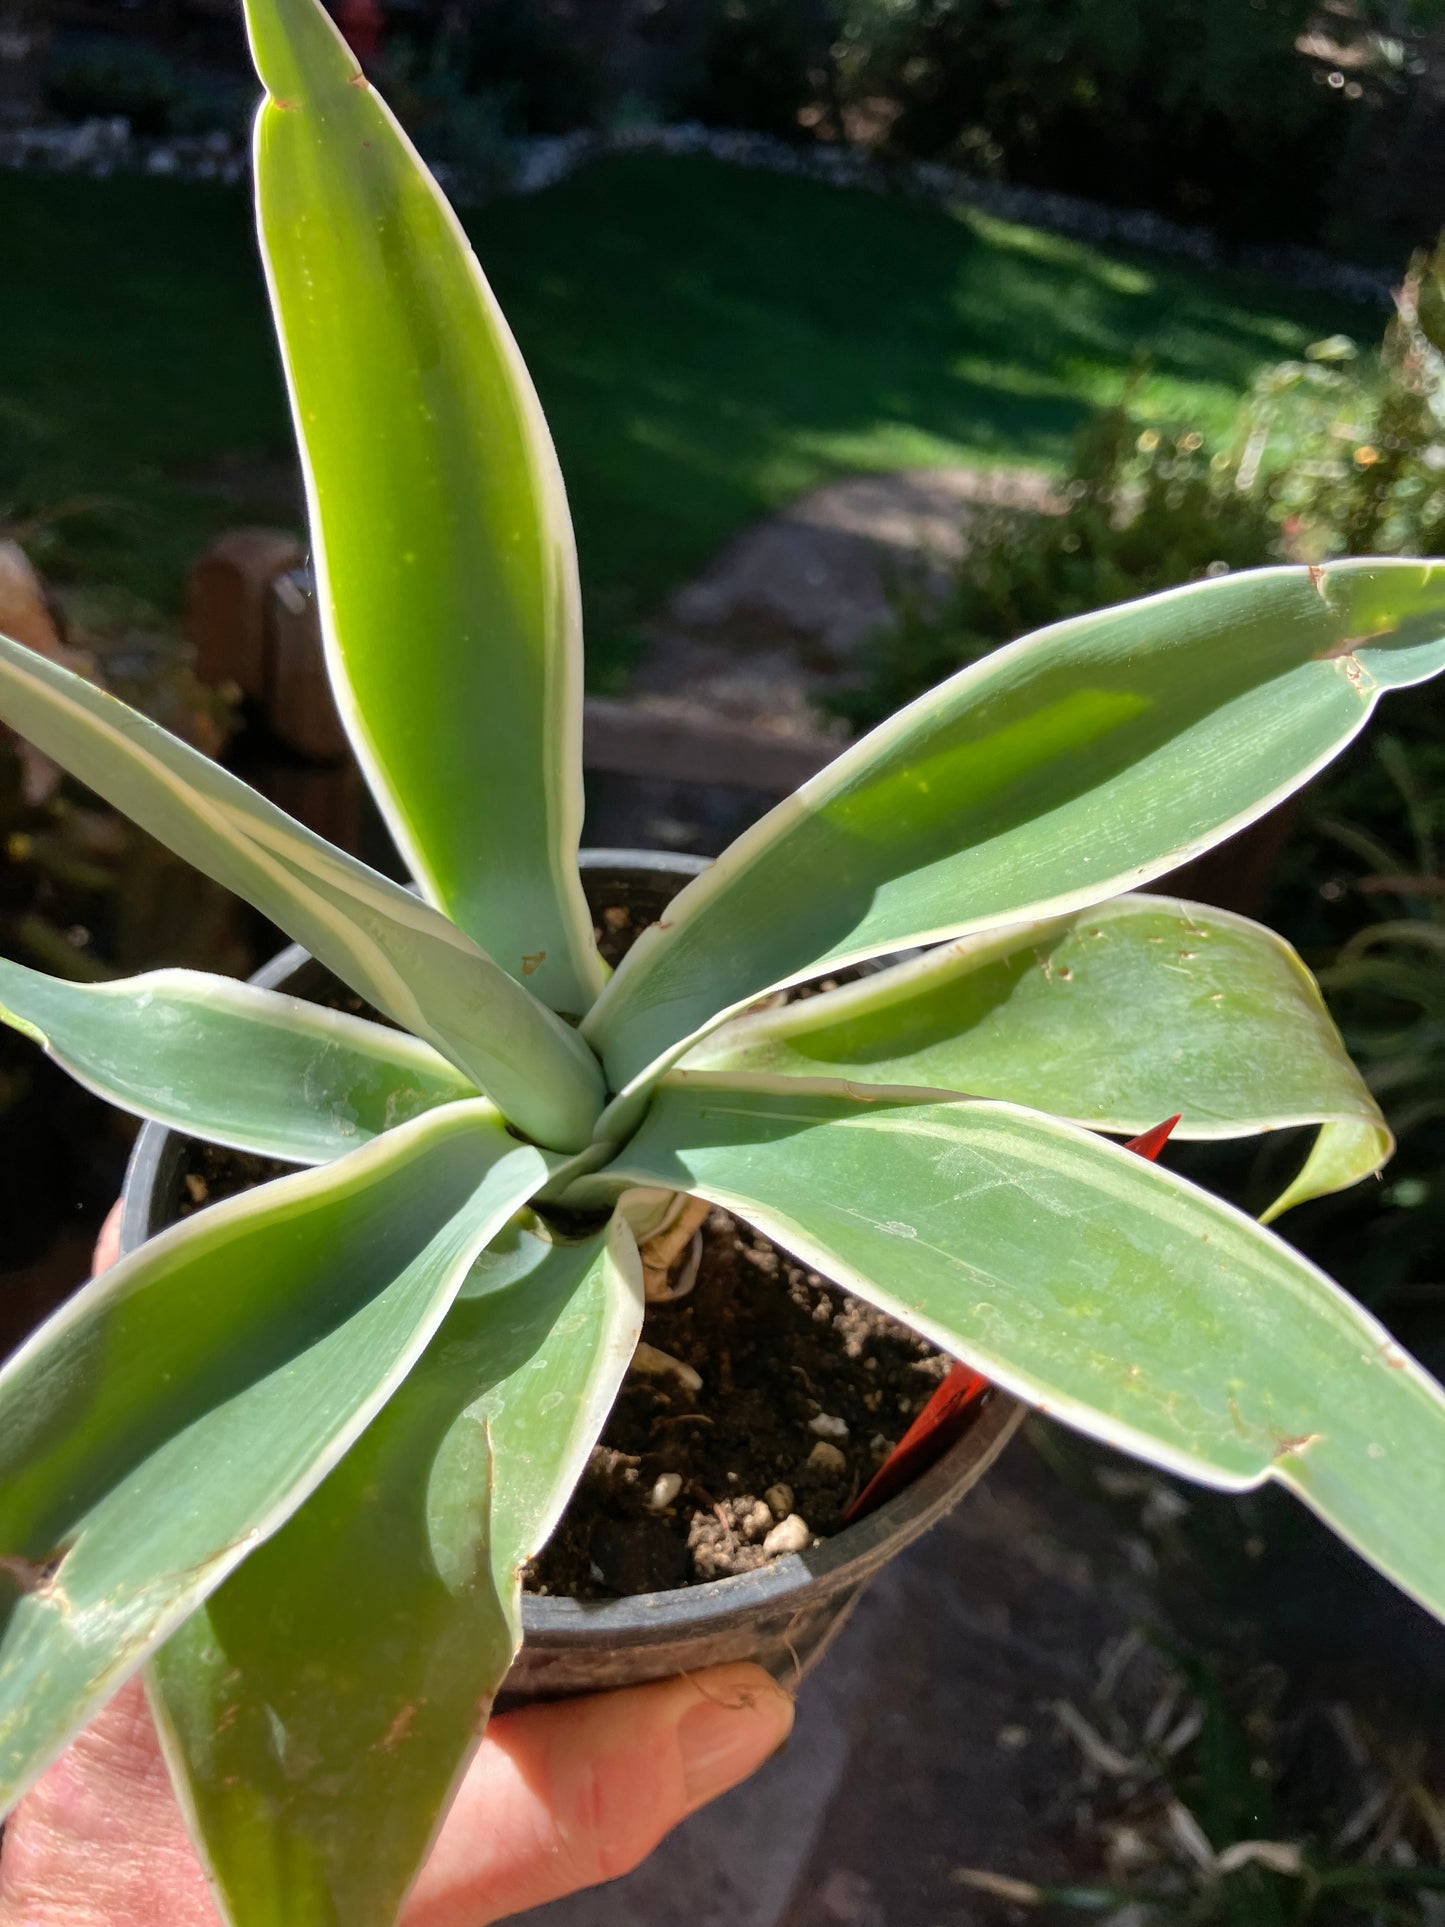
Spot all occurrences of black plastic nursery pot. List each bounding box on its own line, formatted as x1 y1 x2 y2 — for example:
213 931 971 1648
119 851 1023 1701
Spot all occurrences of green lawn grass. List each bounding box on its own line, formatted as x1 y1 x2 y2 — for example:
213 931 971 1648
1 152 1375 685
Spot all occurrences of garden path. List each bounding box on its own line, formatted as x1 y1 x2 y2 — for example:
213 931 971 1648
582 463 1052 855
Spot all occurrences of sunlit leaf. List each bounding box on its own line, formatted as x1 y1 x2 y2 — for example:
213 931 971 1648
242 0 601 1017
0 958 476 1162
150 1216 641 1927
687 893 1391 1217
572 1073 1445 1626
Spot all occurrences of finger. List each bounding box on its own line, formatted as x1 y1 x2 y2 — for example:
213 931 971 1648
92 1199 123 1277
404 1663 795 1926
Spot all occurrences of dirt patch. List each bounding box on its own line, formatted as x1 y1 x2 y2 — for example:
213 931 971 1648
171 1147 951 1602
527 1207 948 1598
627 465 1056 740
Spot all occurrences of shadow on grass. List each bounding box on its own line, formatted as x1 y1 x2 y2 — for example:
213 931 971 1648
0 155 1374 685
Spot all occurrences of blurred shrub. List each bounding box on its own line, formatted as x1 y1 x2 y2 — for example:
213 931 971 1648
44 34 248 139
682 0 819 138
836 0 1377 243
407 0 602 139
1252 246 1445 562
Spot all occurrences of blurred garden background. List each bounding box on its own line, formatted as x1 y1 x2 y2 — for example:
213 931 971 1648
3 2 1445 1920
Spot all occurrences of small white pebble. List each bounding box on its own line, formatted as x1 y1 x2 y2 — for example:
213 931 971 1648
630 1342 702 1392
762 1514 810 1557
996 1724 1030 1752
870 1433 893 1459
647 1472 682 1511
765 1482 794 1517
808 1413 849 1441
740 1500 773 1541
807 1440 847 1474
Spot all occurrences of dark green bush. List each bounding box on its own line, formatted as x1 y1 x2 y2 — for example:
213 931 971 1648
838 0 1374 242
682 0 820 138
378 2 600 144
452 0 602 137
44 35 247 140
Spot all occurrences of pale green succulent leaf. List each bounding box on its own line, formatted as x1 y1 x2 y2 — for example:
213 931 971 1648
149 1216 642 1927
686 893 1392 1217
0 958 477 1163
241 0 600 1017
585 561 1445 1108
0 1101 549 1812
573 1073 1445 1627
0 633 603 1150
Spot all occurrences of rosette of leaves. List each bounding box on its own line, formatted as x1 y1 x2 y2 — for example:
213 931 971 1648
2 5 1445 1922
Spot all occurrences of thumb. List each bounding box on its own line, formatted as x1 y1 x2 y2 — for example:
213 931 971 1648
405 1663 795 1925
92 1199 123 1277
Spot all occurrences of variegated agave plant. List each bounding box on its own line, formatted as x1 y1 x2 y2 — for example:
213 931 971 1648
2 1 1445 1920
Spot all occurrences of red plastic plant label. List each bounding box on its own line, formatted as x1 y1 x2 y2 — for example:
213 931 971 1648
843 1115 1181 1524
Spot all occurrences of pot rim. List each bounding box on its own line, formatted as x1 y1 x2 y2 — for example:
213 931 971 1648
119 847 1022 1643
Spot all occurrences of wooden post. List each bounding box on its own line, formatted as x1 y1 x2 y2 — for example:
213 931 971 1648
184 529 362 854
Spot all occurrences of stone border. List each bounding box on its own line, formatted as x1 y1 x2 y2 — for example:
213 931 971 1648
0 111 1392 309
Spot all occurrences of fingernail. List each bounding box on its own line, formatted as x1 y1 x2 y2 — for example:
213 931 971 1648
677 1681 795 1808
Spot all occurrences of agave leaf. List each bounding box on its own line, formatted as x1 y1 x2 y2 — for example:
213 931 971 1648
686 894 1391 1219
0 633 603 1149
150 1216 642 1927
0 1101 549 1811
0 958 477 1163
1261 1120 1390 1225
572 1073 1445 1626
585 561 1445 1107
240 0 600 1018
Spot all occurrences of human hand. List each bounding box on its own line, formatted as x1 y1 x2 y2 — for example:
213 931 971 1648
0 1663 793 1927
0 1207 795 1927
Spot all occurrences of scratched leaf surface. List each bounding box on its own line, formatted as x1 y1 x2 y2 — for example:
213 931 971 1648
585 561 1445 1106
150 1217 642 1927
575 1073 1445 1626
243 0 601 1016
0 632 603 1150
0 960 476 1163
0 1103 547 1809
687 893 1390 1218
